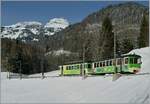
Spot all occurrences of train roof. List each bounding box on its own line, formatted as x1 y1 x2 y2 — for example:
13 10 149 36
121 53 141 58
59 54 141 66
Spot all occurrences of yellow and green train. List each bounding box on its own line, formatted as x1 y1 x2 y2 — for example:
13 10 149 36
59 54 142 76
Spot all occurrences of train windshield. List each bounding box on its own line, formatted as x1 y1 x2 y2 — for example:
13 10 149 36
137 58 141 64
129 57 141 64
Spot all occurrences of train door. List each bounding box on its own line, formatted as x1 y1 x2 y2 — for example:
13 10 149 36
60 66 63 76
116 58 122 73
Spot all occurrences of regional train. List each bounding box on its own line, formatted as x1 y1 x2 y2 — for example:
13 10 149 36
59 54 142 76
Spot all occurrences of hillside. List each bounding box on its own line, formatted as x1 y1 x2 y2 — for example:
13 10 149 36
47 2 148 55
1 47 150 103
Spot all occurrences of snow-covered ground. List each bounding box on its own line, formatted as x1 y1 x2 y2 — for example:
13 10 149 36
1 47 150 103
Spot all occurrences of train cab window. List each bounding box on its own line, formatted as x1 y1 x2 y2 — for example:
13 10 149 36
125 58 128 64
134 58 138 64
130 58 134 64
100 62 103 67
138 58 141 64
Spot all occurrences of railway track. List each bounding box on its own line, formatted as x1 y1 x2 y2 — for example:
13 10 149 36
8 72 150 79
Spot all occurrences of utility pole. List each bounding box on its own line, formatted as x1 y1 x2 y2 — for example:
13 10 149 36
19 60 22 79
113 32 121 81
114 32 117 73
6 57 10 79
41 55 44 79
82 43 85 77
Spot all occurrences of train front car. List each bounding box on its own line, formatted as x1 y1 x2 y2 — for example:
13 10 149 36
122 54 142 74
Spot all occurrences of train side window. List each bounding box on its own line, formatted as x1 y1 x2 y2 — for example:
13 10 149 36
94 63 96 68
117 58 121 65
97 63 99 67
80 64 82 69
103 61 105 67
108 61 109 66
74 66 76 69
66 66 68 70
88 64 92 68
74 66 75 69
125 58 128 64
76 65 78 69
68 66 70 70
106 61 108 66
74 65 76 69
110 60 112 66
77 65 79 69
113 59 116 65
100 62 102 67
67 66 68 70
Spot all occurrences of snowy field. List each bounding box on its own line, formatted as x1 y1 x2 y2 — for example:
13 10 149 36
1 47 150 103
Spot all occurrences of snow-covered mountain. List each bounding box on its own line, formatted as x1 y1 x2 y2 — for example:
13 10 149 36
44 18 69 35
1 21 42 42
1 18 69 42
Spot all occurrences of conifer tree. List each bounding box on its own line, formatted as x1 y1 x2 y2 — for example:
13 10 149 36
122 38 134 54
101 16 114 59
138 13 149 48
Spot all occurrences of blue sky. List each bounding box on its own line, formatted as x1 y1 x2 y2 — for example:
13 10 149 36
1 1 149 26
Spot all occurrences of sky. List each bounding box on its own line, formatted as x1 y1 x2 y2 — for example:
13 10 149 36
1 1 149 26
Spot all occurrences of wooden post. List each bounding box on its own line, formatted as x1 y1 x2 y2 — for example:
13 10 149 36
114 32 117 73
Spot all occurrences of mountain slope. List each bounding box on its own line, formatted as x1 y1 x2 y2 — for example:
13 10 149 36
45 2 148 60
